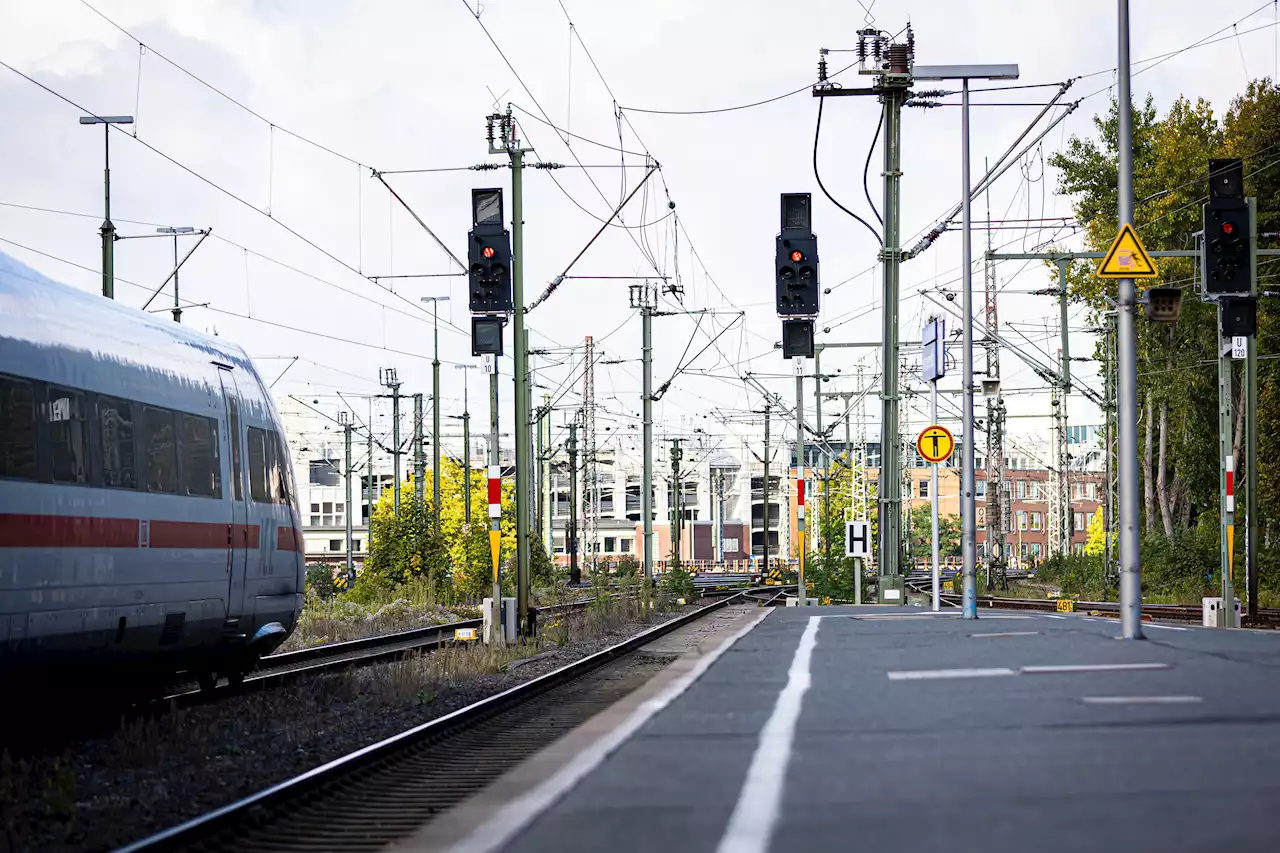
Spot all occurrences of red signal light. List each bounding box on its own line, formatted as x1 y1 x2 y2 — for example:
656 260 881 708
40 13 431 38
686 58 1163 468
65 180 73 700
1222 222 1235 235
483 246 496 258
790 250 804 262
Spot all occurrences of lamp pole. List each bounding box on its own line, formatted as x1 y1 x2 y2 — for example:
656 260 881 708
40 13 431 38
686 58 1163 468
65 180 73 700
911 63 1019 619
422 296 450 535
79 114 134 300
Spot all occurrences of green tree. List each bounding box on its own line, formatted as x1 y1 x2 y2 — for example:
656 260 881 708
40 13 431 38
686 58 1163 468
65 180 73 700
1051 94 1226 535
907 504 961 562
357 482 449 600
806 450 876 602
359 458 525 603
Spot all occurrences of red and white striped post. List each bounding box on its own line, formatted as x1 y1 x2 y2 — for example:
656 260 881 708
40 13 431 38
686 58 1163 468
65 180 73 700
486 355 505 646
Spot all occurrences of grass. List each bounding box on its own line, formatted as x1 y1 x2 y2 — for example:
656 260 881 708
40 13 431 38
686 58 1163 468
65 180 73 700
282 585 480 653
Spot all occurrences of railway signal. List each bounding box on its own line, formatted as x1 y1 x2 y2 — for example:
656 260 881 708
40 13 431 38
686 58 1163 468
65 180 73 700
775 193 819 317
1202 159 1250 297
468 187 512 314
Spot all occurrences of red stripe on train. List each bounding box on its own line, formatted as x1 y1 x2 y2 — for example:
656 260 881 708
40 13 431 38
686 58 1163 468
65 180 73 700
150 520 231 549
0 514 138 548
277 526 304 554
0 515 280 550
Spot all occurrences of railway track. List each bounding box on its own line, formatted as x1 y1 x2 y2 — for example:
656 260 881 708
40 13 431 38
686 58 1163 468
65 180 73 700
902 578 1280 627
116 590 756 853
162 596 605 702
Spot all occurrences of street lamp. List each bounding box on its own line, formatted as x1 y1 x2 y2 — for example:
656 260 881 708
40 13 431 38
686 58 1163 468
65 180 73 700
912 63 1019 620
79 115 134 299
157 226 196 323
421 296 450 533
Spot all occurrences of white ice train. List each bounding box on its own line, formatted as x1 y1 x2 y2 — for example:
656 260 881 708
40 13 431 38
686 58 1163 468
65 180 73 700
0 250 303 688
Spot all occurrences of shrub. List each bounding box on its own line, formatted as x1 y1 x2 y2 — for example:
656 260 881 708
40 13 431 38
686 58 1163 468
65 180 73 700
615 556 640 579
660 565 696 602
305 563 339 599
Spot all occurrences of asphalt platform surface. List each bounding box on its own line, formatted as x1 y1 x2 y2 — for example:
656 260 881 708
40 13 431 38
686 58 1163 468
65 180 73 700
492 606 1280 853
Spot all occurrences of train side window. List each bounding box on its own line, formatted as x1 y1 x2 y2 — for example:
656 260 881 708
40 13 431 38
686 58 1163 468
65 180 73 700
272 430 292 505
142 406 178 494
248 426 269 502
0 375 37 480
100 396 136 489
181 414 222 498
47 387 88 484
228 398 243 501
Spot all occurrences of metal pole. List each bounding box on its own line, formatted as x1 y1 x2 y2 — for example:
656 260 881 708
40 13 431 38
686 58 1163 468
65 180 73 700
814 348 825 560
368 398 375 515
671 438 682 567
846 402 862 605
511 145 532 635
1104 314 1115 598
542 393 553 555
763 404 772 573
102 126 115 299
1057 258 1072 557
879 85 905 589
642 302 654 588
413 393 424 506
960 78 978 620
1116 0 1145 638
931 381 941 612
345 419 354 585
568 421 580 584
392 381 402 516
1247 197 1260 620
463 374 472 525
489 359 504 647
171 234 182 323
796 368 808 606
432 303 442 535
535 398 544 543
717 470 726 566
1218 302 1236 627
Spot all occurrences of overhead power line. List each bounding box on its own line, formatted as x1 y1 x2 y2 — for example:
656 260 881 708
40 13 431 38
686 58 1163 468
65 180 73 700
74 0 366 168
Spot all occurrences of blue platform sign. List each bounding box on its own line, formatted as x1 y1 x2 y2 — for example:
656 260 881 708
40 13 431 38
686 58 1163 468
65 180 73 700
922 317 945 382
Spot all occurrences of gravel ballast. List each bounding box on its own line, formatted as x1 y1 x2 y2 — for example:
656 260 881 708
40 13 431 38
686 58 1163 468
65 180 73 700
0 605 692 853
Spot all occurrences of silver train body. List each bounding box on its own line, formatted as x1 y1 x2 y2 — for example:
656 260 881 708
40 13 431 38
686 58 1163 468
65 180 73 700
0 251 303 683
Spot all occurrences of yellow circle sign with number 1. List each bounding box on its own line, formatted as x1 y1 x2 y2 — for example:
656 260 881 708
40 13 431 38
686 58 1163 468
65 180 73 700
917 424 954 464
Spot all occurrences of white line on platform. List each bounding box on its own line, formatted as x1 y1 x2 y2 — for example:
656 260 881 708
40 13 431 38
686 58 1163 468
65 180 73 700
970 631 1040 638
717 615 821 853
888 667 1018 680
1082 695 1203 705
887 662 1173 681
1041 614 1067 620
445 608 771 853
1143 623 1190 632
1021 663 1172 674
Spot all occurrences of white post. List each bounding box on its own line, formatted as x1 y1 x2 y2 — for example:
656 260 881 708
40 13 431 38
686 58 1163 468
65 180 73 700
931 381 941 612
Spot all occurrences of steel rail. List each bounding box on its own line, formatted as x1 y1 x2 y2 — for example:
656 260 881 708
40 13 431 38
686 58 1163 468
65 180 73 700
116 590 755 852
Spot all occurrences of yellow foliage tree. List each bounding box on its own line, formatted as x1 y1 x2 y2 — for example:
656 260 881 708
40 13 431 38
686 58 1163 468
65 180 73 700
1083 507 1106 557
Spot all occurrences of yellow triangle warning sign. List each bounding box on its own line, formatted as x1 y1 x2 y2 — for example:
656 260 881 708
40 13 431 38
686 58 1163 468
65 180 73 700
1097 223 1158 279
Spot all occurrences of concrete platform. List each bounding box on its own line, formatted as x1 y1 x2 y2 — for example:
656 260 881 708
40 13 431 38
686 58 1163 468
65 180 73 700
434 606 1280 853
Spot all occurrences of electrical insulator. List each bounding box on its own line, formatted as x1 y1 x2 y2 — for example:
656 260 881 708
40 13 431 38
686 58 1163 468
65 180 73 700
857 37 867 63
817 54 828 82
873 36 882 61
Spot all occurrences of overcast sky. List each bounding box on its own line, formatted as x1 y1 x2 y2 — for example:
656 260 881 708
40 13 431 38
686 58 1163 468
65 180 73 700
2 0 1275 467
